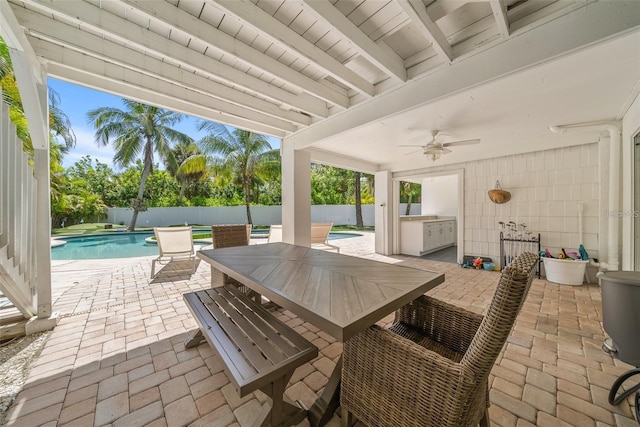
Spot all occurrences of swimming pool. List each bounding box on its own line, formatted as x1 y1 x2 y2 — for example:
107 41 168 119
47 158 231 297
51 230 361 259
50 232 209 260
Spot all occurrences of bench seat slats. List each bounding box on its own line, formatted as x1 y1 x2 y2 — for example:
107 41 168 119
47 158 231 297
223 285 309 357
184 287 318 398
207 288 288 365
184 292 258 381
198 291 274 373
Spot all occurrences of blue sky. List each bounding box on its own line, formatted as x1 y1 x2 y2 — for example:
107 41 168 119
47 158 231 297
48 78 281 170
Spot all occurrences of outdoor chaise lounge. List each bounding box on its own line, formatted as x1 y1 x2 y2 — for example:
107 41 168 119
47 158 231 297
340 251 539 427
311 222 339 253
150 226 197 278
267 223 339 253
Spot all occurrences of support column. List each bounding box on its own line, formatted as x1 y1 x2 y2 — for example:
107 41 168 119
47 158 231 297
281 140 311 246
375 171 392 255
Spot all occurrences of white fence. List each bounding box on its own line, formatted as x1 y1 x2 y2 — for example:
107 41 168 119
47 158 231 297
107 204 421 227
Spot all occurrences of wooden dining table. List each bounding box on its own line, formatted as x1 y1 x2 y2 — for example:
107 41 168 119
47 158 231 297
197 242 444 427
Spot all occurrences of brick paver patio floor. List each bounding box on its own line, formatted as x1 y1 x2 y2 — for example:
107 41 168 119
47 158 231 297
4 232 638 426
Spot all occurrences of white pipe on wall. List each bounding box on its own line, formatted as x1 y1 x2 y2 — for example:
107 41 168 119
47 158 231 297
549 122 621 271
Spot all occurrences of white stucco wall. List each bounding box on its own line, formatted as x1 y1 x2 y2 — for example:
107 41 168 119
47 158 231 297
108 204 416 227
421 174 458 217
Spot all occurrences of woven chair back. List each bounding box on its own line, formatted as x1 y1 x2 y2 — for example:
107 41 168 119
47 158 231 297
211 224 251 249
461 252 538 382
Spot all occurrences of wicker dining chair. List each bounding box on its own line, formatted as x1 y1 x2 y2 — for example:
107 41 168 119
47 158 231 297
211 224 252 249
211 224 252 291
340 252 539 427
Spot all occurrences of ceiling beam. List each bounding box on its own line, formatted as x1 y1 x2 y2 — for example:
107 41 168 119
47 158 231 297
490 0 510 37
46 61 288 139
395 0 453 63
12 5 311 128
31 39 295 135
18 0 328 119
305 147 379 174
299 0 406 84
285 0 640 149
0 0 43 84
210 0 375 97
0 1 48 150
119 0 348 110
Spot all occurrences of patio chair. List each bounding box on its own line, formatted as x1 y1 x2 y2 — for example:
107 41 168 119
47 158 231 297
211 224 252 249
311 222 340 253
151 226 197 278
211 224 255 294
340 252 539 427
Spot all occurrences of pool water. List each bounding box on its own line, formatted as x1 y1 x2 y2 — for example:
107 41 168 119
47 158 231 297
51 230 361 260
51 232 208 260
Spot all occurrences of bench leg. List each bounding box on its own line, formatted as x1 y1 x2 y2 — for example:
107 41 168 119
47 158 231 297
308 357 342 427
255 374 307 427
185 329 205 349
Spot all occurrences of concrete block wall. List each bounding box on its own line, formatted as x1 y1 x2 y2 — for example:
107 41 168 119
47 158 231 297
464 143 599 262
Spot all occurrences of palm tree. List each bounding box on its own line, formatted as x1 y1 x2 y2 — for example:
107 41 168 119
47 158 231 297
87 100 193 231
401 181 421 215
197 122 272 225
165 140 209 205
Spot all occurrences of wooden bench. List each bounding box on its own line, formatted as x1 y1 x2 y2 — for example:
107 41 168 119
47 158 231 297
184 285 318 427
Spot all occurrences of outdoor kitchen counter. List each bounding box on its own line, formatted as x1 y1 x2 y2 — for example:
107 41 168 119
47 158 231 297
400 216 457 256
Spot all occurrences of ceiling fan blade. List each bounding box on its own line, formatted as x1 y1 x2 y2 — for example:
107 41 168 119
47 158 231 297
404 148 422 155
442 139 480 147
441 147 452 154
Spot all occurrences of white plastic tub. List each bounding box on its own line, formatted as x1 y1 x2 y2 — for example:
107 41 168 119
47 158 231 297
542 257 588 286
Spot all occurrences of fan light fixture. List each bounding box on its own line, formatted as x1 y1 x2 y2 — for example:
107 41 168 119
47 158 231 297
427 152 441 161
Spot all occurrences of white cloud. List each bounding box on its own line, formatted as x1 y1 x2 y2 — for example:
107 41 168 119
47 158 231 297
62 126 117 169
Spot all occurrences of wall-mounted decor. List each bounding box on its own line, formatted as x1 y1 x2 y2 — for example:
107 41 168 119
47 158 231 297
488 181 511 204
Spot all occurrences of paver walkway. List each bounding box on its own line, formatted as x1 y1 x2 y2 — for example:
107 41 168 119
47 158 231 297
4 232 639 426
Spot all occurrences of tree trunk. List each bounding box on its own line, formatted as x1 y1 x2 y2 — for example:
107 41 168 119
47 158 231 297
354 172 363 228
405 194 412 215
178 182 185 205
243 180 253 225
128 144 153 232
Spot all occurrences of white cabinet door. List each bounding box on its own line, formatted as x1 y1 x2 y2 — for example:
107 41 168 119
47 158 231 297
444 221 455 245
423 223 436 252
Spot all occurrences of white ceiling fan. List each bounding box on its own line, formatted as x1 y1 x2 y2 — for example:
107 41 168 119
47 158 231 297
400 130 480 161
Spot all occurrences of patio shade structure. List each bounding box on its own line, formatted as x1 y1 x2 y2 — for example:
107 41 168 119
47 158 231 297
0 0 639 328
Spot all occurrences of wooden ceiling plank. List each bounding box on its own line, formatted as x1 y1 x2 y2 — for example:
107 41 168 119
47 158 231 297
121 0 347 110
299 0 406 83
46 62 287 138
395 0 453 63
29 37 299 133
210 0 375 97
19 0 327 118
12 7 311 127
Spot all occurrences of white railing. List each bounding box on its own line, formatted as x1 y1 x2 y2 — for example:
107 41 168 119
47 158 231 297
0 89 37 318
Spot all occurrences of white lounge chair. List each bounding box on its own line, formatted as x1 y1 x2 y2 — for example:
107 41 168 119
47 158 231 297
311 222 340 253
151 226 197 278
267 223 340 252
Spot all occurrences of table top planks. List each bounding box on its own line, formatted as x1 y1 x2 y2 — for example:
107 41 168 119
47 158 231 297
198 242 444 341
